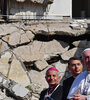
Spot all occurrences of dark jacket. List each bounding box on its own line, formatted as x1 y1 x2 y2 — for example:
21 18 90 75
39 84 63 100
62 76 75 100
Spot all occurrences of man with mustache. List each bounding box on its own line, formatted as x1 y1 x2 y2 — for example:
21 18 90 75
39 67 62 100
67 48 90 100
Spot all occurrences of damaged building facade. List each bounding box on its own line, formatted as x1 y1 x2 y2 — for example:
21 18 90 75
0 0 90 100
0 0 90 20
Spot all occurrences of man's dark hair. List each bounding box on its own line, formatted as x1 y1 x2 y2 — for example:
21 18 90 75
68 57 81 66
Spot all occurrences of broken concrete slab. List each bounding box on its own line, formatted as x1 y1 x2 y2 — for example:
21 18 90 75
0 73 31 100
0 51 30 87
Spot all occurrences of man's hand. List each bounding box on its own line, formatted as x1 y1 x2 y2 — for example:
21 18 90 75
69 94 86 100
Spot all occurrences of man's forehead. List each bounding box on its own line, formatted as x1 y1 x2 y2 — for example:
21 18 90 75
71 59 81 62
83 50 90 55
47 70 58 75
82 48 90 57
46 69 58 75
83 48 90 54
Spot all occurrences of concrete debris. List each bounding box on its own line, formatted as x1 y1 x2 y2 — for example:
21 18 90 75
70 19 88 30
0 73 31 100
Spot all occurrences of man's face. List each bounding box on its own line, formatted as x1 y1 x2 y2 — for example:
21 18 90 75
82 50 90 71
45 70 61 87
68 60 83 77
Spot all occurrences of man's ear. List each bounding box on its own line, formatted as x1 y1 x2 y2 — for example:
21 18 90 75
58 76 61 81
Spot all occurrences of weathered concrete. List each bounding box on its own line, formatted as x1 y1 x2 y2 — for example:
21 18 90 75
0 51 30 86
0 73 31 100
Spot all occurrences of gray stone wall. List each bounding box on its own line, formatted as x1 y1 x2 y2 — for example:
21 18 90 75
0 19 89 99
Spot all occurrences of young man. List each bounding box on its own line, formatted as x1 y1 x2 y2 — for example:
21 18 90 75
62 57 83 100
39 67 62 100
67 48 90 100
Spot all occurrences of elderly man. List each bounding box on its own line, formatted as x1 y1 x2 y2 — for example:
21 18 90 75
39 67 62 100
67 48 90 100
62 57 83 100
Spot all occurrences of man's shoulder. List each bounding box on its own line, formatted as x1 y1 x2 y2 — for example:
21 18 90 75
75 71 87 80
39 88 48 100
41 88 48 93
69 71 87 88
63 76 74 83
57 84 63 90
